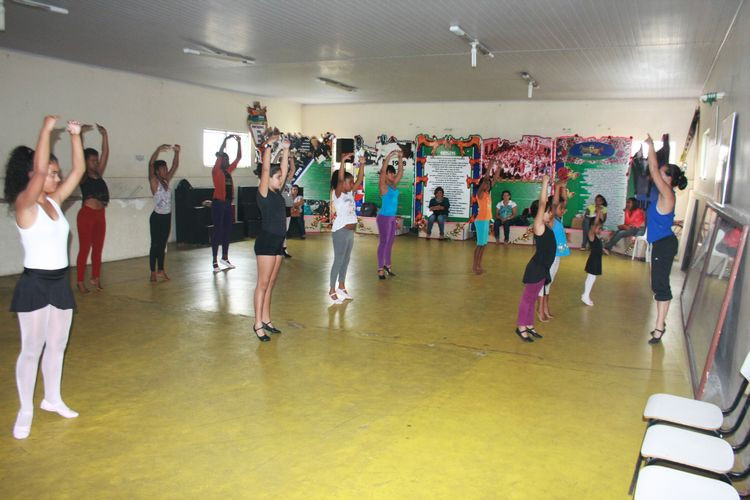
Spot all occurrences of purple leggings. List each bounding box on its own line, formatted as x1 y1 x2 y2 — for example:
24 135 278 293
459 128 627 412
517 279 545 325
376 215 397 268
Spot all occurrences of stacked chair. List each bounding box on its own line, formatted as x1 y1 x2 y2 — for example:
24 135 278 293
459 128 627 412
629 352 750 499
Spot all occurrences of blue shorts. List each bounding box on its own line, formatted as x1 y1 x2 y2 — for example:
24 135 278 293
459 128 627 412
475 220 489 246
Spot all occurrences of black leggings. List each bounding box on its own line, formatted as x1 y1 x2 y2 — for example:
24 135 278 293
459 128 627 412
149 212 171 272
650 235 678 301
211 200 233 260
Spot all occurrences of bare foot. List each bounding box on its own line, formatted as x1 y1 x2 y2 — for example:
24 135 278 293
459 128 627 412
537 309 550 322
150 272 157 282
77 282 90 294
90 279 103 291
157 271 170 281
546 311 555 319
603 248 611 256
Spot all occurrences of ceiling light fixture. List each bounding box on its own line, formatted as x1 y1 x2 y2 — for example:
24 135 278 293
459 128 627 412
316 77 357 93
449 24 493 68
12 0 68 14
182 47 255 65
520 71 539 98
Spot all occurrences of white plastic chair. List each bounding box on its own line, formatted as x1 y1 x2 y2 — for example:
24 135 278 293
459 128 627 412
643 351 750 433
632 229 651 263
634 466 739 500
710 228 734 279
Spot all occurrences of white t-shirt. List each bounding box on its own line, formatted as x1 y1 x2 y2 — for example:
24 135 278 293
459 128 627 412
331 191 357 232
496 200 517 219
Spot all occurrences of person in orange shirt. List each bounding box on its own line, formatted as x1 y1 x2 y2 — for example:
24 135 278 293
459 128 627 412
603 197 645 255
211 135 241 273
473 167 501 274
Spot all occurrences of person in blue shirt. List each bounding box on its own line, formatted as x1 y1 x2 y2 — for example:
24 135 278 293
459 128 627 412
643 134 687 344
376 149 404 279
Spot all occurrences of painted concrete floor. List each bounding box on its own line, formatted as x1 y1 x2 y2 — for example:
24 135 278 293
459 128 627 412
0 234 693 499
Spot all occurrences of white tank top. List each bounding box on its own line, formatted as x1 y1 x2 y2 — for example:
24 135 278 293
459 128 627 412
331 191 358 232
17 197 70 270
154 182 171 214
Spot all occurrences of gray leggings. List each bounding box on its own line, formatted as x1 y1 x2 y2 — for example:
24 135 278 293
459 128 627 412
330 228 355 289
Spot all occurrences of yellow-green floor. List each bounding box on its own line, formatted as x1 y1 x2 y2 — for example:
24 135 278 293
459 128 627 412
0 234 692 498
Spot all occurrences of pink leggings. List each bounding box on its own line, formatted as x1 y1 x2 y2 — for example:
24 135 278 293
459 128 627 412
376 215 397 268
517 279 545 325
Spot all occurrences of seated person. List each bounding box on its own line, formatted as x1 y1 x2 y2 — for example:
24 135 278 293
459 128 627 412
493 190 521 244
716 227 742 257
603 197 645 254
426 187 450 239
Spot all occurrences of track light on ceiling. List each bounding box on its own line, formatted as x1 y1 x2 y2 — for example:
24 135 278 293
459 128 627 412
449 24 493 68
316 77 357 93
12 0 68 14
520 71 539 98
182 47 255 65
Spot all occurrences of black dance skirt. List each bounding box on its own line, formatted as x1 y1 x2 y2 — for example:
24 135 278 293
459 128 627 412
10 267 76 313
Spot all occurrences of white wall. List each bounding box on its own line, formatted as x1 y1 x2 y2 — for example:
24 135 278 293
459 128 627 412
302 99 696 147
0 49 301 276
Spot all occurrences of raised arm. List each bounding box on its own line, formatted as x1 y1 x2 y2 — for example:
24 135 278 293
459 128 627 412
393 150 405 184
258 139 274 198
553 180 568 206
52 121 86 205
533 175 550 236
335 152 354 197
353 152 366 191
96 124 109 175
148 144 170 193
379 150 396 195
167 144 181 182
645 134 674 205
228 135 241 173
278 138 291 184
15 116 58 221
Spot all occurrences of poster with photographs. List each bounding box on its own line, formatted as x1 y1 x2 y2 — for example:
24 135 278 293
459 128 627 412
482 135 553 219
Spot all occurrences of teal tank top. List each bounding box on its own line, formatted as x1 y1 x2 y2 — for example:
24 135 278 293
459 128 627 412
380 185 399 216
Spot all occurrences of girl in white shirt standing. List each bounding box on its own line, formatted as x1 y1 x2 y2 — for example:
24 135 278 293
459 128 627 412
329 152 365 304
5 115 85 439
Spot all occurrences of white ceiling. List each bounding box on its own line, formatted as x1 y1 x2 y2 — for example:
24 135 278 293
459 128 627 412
0 0 741 103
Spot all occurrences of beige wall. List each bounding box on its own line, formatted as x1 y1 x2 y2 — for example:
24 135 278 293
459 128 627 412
0 49 302 276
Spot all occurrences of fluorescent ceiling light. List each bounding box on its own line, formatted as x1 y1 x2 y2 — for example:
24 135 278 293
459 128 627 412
316 77 357 92
12 0 68 14
449 24 494 67
182 47 255 65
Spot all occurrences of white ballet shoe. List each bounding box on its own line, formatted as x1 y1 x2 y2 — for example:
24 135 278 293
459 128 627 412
40 399 79 419
581 295 594 306
13 410 33 439
335 288 353 300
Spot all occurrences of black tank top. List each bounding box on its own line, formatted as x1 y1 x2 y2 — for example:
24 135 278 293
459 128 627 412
522 226 556 284
256 189 286 236
224 170 234 202
80 175 110 205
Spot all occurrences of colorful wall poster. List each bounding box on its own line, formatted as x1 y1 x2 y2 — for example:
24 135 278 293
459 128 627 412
555 136 632 229
482 135 553 220
414 135 482 236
